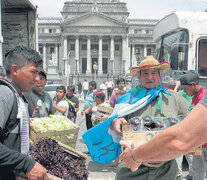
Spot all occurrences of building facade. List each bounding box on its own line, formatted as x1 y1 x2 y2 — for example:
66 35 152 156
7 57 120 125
38 0 158 85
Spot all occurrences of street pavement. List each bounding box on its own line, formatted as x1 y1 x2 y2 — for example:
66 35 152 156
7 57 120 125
75 100 200 180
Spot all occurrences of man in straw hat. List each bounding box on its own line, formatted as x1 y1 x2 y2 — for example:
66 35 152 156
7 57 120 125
111 56 190 180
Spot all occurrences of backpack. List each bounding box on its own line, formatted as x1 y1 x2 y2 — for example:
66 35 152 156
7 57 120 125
67 102 76 123
0 79 19 143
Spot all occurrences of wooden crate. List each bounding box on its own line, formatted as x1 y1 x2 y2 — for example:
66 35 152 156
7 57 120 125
19 141 87 180
95 106 113 121
30 118 79 148
122 124 201 156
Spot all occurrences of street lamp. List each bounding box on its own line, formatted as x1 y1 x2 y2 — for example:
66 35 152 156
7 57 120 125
93 62 98 81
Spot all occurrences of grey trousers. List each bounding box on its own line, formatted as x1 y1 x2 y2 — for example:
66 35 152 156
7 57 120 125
115 160 178 180
176 154 193 176
192 148 207 180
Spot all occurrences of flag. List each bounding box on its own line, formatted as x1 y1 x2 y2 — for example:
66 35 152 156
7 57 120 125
82 85 170 164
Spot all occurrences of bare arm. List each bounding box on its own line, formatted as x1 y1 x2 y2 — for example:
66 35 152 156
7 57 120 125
52 102 67 114
119 103 207 170
81 106 92 115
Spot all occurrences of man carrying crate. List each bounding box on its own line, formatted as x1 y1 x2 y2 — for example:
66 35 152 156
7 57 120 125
111 56 190 180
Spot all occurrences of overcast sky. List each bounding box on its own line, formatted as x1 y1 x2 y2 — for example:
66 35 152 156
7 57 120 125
31 0 207 19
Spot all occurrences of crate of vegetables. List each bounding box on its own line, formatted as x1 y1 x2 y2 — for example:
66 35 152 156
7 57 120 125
25 139 88 180
30 115 79 148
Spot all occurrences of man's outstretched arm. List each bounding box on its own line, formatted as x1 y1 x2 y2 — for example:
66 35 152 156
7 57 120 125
120 103 207 170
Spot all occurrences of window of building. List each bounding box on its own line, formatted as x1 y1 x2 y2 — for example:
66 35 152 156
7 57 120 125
49 29 52 33
102 44 108 51
102 58 108 74
91 44 99 50
50 47 54 54
134 29 138 34
146 29 149 34
82 58 87 74
138 29 142 35
135 48 140 54
149 29 153 35
147 48 152 55
53 29 56 33
70 44 75 51
115 44 119 51
82 44 87 51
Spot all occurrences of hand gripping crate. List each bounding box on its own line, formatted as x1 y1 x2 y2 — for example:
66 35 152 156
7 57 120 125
122 124 202 167
95 105 113 121
30 117 79 148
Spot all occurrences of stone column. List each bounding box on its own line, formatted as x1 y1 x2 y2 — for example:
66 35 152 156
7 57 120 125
110 36 114 75
132 44 137 66
55 44 58 66
63 36 68 60
144 45 147 57
86 36 91 74
75 35 79 73
122 36 127 76
43 44 46 70
98 36 103 74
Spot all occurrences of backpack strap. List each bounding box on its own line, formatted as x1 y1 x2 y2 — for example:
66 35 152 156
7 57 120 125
0 79 19 143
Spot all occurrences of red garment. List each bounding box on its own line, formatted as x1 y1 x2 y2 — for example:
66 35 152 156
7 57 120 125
192 86 207 148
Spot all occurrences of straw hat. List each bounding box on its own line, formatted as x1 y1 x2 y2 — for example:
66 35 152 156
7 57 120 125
130 56 169 76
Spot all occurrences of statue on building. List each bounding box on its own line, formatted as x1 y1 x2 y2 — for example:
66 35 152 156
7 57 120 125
49 52 57 66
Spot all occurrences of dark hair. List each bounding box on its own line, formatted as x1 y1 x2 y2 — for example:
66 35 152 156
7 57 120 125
67 85 75 92
0 66 6 77
89 81 97 89
96 92 105 102
57 86 66 93
117 78 125 85
3 45 43 76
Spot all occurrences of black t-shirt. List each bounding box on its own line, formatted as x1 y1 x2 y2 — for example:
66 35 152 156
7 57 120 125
24 89 55 117
66 95 79 109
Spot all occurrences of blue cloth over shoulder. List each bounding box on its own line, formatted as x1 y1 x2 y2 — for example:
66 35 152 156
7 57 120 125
82 85 170 164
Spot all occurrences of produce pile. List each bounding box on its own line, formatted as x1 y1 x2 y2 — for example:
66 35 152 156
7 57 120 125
129 114 186 131
30 115 76 132
29 138 88 180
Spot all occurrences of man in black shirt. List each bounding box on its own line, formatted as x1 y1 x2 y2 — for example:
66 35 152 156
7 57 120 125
65 86 79 122
24 69 55 117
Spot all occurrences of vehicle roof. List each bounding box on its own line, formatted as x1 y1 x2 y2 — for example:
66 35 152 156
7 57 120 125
153 11 207 41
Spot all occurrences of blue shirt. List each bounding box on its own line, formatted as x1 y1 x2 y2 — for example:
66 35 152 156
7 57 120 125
83 89 97 110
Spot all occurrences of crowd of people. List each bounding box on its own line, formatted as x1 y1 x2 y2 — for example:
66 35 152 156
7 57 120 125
2 45 207 180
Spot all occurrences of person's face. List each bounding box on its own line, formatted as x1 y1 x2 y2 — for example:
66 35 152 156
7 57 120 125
184 83 197 96
56 89 65 100
139 68 161 89
95 96 102 105
33 74 47 95
117 81 125 90
12 61 40 93
66 89 73 97
89 84 95 91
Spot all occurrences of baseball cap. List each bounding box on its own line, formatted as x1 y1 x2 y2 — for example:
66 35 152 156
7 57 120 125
180 70 199 85
39 69 47 79
95 91 105 101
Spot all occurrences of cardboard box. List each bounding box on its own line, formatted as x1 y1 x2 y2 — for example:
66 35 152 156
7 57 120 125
122 124 201 167
30 117 79 148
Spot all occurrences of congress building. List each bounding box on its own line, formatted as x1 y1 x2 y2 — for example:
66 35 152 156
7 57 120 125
38 0 158 85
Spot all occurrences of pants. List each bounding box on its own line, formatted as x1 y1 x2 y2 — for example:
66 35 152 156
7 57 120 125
85 113 92 130
107 87 113 100
176 154 193 176
115 160 178 180
192 148 207 180
83 90 88 100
